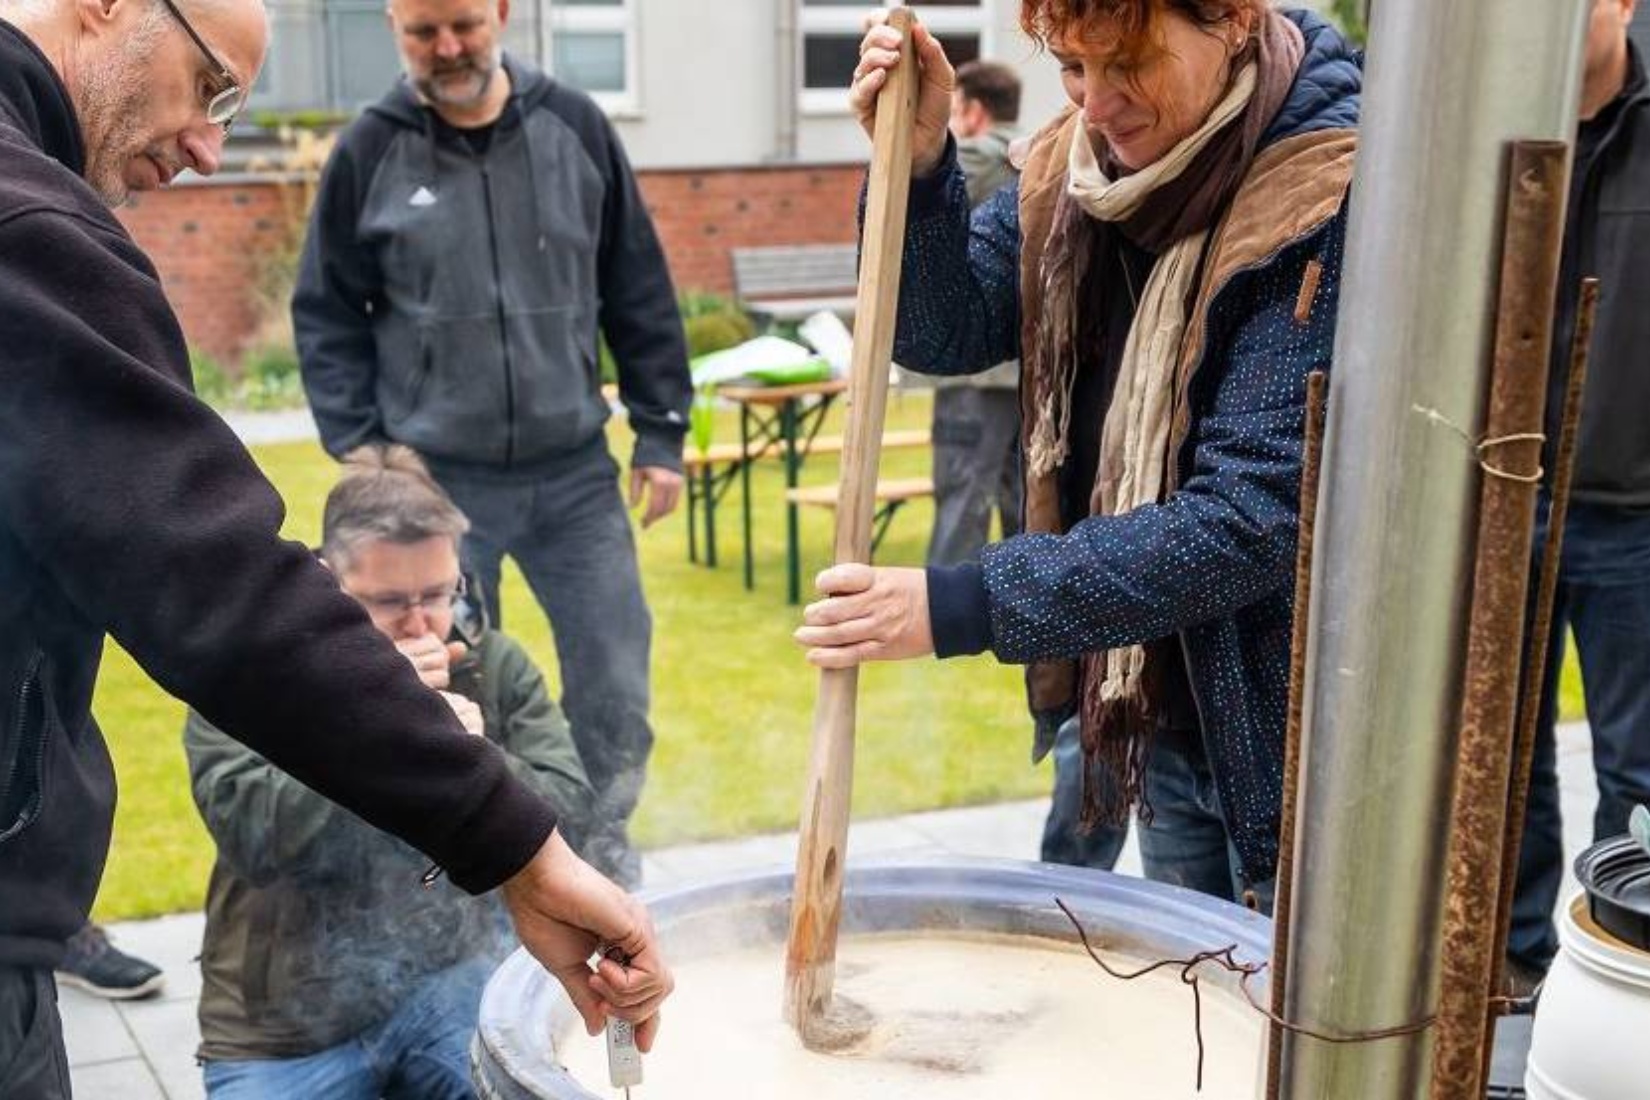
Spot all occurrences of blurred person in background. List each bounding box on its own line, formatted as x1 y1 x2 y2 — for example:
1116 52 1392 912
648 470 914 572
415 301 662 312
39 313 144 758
294 0 693 888
1507 0 1650 996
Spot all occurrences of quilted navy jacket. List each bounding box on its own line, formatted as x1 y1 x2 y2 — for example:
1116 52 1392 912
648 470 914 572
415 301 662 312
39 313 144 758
899 9 1361 882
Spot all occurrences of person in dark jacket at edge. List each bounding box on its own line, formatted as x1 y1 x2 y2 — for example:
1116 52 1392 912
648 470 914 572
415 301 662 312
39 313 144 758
187 447 596 1097
0 2 670 1096
796 1 1359 913
1507 0 1650 995
292 0 693 890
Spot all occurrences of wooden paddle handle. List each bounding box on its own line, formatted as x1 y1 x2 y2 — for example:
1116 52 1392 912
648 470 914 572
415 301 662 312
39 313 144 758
783 6 919 1042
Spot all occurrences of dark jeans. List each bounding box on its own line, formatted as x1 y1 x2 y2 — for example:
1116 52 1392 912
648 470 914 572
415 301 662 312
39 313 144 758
0 968 70 1100
437 449 654 888
1509 501 1650 972
1040 717 1128 870
1139 735 1276 913
927 387 1023 567
1041 720 1275 913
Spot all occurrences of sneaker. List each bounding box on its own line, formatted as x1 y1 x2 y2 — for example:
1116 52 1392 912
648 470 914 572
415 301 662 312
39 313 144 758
54 924 165 1000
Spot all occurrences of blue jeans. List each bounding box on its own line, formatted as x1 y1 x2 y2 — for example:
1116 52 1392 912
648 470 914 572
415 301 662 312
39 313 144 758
201 958 490 1100
436 447 654 888
1138 736 1276 914
1040 718 1128 870
1509 501 1650 972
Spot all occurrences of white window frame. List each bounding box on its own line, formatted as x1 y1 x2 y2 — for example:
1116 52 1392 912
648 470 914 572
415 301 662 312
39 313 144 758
542 0 640 116
798 0 991 116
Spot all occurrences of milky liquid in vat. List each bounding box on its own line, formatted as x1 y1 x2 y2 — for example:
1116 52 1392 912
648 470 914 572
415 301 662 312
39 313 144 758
556 933 1264 1098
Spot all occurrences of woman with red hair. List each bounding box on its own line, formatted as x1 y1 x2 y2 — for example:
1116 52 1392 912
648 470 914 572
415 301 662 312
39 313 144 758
796 2 1360 910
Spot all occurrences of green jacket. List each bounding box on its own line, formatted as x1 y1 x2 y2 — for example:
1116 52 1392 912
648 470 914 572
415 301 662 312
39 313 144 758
186 629 592 1060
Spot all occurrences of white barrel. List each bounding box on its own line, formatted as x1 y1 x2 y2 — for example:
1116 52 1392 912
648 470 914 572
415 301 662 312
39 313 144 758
1526 894 1650 1098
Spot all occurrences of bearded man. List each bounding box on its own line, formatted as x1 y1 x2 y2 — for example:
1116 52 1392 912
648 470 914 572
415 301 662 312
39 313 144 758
293 0 691 889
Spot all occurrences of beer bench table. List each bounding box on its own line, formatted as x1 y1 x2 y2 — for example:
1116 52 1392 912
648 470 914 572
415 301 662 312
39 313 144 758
785 477 936 561
682 377 929 603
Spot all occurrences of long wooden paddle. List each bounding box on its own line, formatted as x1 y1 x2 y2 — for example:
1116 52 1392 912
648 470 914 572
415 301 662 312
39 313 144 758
782 5 919 1046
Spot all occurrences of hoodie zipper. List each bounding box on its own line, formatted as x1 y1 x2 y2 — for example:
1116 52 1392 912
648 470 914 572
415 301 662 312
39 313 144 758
478 161 518 468
0 651 47 844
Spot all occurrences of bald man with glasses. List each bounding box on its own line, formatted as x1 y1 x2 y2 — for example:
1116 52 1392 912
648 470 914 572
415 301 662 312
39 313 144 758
0 4 670 1095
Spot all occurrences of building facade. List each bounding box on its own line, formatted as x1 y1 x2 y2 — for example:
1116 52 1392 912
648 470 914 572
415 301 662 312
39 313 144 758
252 0 1074 169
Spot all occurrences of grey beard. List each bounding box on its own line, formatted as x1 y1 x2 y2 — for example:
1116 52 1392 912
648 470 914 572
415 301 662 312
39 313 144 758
414 53 501 109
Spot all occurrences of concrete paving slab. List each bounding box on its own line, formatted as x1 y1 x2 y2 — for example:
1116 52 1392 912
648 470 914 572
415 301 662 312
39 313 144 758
56 988 138 1067
219 409 316 446
899 798 1047 859
118 999 205 1100
67 1058 167 1100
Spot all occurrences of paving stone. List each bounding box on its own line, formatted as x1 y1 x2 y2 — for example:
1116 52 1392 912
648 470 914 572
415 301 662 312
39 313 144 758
68 1058 166 1100
118 998 205 1100
57 986 138 1067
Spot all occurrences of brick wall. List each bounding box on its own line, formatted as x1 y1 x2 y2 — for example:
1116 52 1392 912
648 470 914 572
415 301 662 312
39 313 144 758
115 161 866 366
116 183 296 367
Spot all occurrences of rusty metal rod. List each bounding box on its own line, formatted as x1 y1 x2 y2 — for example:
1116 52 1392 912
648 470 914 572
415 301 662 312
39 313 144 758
1266 370 1329 1100
1482 278 1599 1040
1428 140 1571 1100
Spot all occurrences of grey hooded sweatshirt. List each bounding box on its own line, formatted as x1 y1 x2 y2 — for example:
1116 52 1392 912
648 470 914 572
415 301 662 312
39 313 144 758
294 56 690 475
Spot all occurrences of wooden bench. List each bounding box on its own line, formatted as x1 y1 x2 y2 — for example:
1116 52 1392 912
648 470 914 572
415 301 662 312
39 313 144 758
785 477 936 558
682 428 930 474
684 428 930 573
731 244 858 325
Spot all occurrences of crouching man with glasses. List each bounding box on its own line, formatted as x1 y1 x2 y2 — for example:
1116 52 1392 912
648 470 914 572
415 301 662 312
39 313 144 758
184 447 596 1099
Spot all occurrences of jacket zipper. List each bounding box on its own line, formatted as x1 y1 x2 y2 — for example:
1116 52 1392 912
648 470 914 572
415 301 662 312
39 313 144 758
0 651 47 844
479 162 517 467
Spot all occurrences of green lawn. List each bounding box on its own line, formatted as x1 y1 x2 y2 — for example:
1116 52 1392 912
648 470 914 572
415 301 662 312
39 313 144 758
88 390 1590 921
92 392 1039 921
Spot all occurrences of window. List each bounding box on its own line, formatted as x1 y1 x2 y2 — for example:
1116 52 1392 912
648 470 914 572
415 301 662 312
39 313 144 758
546 0 638 112
799 0 987 115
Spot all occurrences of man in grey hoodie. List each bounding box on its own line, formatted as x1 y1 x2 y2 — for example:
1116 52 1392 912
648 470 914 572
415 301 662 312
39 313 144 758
294 0 692 887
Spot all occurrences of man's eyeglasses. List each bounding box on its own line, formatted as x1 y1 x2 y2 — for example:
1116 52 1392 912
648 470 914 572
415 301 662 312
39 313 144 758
156 0 244 131
354 576 468 621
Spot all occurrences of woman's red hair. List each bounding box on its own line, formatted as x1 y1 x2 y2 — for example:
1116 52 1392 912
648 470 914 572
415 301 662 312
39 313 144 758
1020 0 1266 69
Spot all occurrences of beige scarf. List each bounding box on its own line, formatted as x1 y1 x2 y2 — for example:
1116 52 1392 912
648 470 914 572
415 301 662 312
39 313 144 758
1063 63 1257 710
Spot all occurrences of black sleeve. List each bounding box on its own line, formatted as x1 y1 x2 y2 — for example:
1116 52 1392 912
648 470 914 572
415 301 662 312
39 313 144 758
293 132 389 459
586 103 691 472
0 208 555 893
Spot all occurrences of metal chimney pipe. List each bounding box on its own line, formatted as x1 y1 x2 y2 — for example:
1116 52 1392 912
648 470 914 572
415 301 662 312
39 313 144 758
1277 2 1590 1098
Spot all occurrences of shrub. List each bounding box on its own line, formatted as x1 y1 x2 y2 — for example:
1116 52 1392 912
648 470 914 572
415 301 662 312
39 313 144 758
189 348 233 408
684 311 755 359
237 343 305 410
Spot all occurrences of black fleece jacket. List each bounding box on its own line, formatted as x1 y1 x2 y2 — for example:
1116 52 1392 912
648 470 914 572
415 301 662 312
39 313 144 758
0 21 555 969
1547 42 1650 507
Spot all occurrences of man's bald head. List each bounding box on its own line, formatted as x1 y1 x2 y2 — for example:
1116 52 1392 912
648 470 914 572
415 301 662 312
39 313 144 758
9 0 270 203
